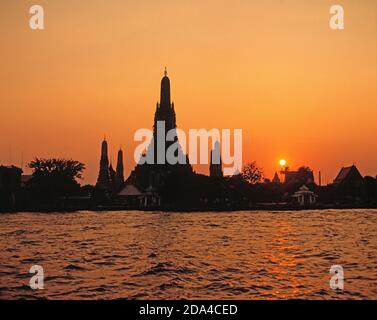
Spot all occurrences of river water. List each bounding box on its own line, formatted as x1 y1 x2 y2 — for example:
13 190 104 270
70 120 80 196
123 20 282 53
0 209 376 299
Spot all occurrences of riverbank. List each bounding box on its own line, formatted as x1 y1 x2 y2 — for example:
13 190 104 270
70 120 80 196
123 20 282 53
2 203 376 213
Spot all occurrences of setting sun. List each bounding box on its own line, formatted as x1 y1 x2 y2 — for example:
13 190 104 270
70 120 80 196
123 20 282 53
279 159 287 167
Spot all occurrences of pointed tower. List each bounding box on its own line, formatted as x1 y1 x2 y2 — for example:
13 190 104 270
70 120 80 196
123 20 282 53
151 67 182 165
128 69 193 201
160 67 171 109
109 162 116 189
272 172 281 184
210 140 223 177
115 148 124 188
96 138 111 190
154 67 177 136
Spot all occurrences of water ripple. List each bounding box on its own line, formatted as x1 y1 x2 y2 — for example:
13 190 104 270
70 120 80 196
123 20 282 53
0 209 376 299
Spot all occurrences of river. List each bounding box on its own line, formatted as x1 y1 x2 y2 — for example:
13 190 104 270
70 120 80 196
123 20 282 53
0 209 376 299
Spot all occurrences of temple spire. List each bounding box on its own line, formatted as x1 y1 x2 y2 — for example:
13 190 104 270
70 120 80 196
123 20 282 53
96 138 111 190
210 140 223 177
116 148 124 187
160 67 171 107
164 67 168 77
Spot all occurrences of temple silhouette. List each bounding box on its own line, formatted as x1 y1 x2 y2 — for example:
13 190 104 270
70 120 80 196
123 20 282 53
1 71 376 212
96 140 124 192
88 69 376 211
95 69 198 207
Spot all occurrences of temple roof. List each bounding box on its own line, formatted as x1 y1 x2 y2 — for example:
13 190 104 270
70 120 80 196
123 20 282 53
292 185 317 197
333 165 363 184
272 172 281 183
118 183 143 196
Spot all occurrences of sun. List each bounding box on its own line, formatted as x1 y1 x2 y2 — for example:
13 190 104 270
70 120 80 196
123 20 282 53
279 159 287 167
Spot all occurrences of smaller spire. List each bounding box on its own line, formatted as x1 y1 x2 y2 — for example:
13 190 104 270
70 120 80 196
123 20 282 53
210 140 223 177
164 67 168 77
272 172 281 184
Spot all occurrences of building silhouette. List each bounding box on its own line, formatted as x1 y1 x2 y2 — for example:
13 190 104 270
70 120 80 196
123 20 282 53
109 162 116 190
96 139 111 190
283 166 314 185
93 70 376 210
292 185 318 206
96 139 124 192
272 172 281 184
118 69 193 206
115 148 124 189
333 165 363 185
0 165 22 211
210 141 223 177
143 67 190 165
154 68 177 140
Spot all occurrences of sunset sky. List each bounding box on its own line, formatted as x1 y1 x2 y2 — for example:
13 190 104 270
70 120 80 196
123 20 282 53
1 0 376 185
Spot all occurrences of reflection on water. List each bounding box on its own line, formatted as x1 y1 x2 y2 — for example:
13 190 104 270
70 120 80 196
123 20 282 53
0 209 376 299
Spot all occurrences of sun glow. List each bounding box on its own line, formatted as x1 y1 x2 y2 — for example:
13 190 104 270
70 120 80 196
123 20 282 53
279 159 287 167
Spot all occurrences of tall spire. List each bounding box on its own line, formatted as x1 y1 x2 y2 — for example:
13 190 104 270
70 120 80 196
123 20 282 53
116 148 124 187
101 139 108 161
210 140 223 177
96 138 111 190
160 67 171 107
164 67 168 77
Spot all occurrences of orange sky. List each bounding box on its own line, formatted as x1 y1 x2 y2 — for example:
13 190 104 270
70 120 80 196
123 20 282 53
1 0 376 185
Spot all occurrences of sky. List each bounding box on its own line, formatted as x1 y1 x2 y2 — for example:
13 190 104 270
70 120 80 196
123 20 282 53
0 0 376 185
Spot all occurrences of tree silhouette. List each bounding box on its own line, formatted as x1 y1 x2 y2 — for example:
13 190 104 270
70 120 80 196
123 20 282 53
26 158 85 206
297 166 312 175
29 158 85 180
241 162 264 184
